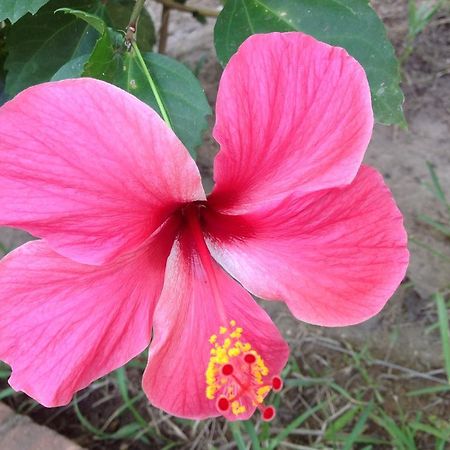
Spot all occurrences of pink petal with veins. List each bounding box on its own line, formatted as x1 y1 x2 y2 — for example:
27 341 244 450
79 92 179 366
206 166 409 326
209 32 373 213
143 213 289 420
0 78 204 265
0 223 174 406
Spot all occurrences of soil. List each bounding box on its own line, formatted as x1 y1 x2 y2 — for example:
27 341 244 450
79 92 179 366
0 0 449 448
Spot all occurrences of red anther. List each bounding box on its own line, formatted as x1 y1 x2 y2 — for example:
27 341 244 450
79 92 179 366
244 353 256 364
262 406 276 422
216 396 230 412
222 363 234 376
271 375 283 392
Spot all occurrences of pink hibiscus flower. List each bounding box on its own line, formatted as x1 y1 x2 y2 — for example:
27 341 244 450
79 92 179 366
0 32 408 421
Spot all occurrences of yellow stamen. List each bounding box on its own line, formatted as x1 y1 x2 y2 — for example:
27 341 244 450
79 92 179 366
205 321 271 417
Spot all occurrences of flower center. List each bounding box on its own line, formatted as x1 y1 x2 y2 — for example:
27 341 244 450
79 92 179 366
205 320 282 420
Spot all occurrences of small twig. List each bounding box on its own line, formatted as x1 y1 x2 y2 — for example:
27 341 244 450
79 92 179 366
158 5 171 53
125 0 147 50
153 0 220 17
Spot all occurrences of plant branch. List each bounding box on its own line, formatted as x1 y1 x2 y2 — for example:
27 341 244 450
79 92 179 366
158 5 171 53
125 0 147 49
153 0 219 18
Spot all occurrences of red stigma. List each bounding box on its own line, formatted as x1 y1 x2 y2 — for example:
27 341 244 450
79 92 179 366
217 396 230 412
244 353 256 364
222 363 234 376
271 375 283 392
262 406 276 421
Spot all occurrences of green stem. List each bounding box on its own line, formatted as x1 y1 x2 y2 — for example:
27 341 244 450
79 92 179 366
131 41 172 128
129 0 146 29
125 0 146 49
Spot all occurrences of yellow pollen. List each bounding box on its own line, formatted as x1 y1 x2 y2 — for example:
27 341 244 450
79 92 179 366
205 321 272 417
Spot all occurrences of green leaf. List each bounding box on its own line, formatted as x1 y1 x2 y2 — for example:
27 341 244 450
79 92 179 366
104 0 155 51
131 52 211 156
51 54 90 81
83 40 211 157
83 27 124 80
56 8 106 33
0 0 51 23
214 0 405 126
4 0 100 97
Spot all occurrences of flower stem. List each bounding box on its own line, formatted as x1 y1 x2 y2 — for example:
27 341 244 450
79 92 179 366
128 0 146 31
131 41 172 129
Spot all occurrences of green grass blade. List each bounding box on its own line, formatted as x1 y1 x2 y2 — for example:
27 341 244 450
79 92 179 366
286 378 359 403
426 162 450 214
325 406 360 441
115 367 152 432
407 385 450 397
409 422 450 441
418 215 450 237
267 401 327 450
0 387 16 400
434 293 450 383
372 412 416 450
436 437 449 450
73 397 149 443
242 420 261 450
229 422 247 450
73 397 108 438
409 238 450 263
342 402 373 450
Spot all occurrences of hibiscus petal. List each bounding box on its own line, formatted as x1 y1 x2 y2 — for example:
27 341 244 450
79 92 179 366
209 32 373 213
142 228 289 420
0 78 204 264
206 166 409 327
0 228 173 406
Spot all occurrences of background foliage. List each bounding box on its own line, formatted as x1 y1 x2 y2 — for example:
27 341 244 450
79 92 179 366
0 0 406 159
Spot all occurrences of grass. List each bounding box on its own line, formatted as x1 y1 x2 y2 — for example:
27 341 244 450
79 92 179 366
0 163 449 448
420 162 450 233
401 0 448 64
411 162 450 264
1 309 449 449
1 227 449 448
